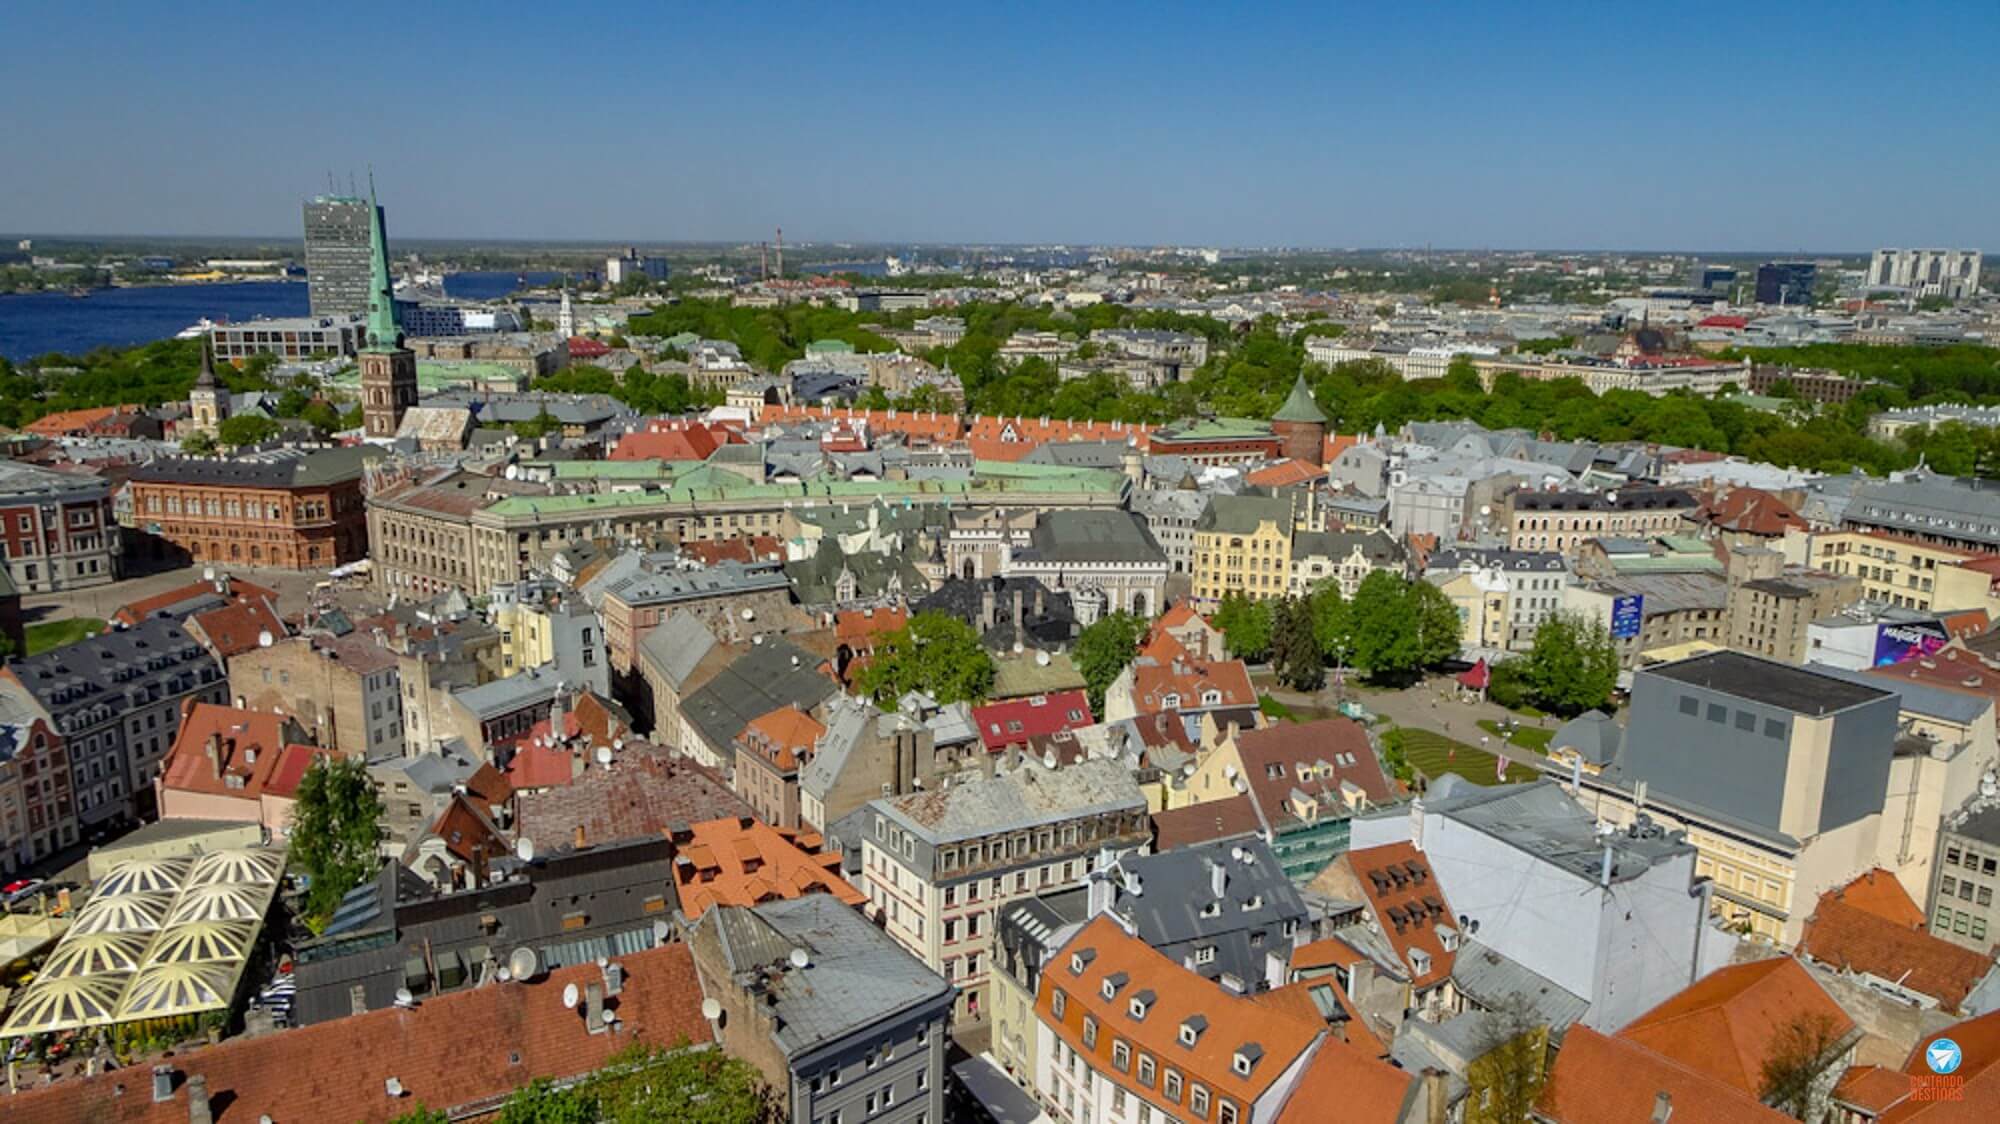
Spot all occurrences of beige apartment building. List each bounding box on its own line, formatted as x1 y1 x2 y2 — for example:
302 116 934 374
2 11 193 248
1505 487 1699 555
1192 494 1298 604
1782 526 2000 617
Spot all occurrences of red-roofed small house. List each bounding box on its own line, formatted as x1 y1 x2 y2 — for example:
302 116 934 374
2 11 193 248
972 690 1093 754
1314 842 1459 1015
1799 869 1999 1014
668 815 864 918
733 704 827 829
156 701 323 833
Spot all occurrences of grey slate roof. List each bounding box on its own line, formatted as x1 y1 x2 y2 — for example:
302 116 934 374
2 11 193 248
1421 778 1692 885
1548 710 1622 767
1845 471 2000 548
1293 528 1406 566
130 445 383 488
678 638 837 752
1101 837 1308 987
1196 493 1296 536
1450 938 1591 1033
1016 508 1167 566
454 664 564 720
10 616 222 732
635 611 719 692
708 894 950 1060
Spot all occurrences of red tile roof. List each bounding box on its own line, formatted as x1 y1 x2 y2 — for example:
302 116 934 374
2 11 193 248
1344 842 1456 990
972 690 1094 752
1235 717 1392 828
758 404 962 444
1617 957 1854 1097
1800 873 1995 1012
513 742 754 848
1252 976 1387 1059
1128 652 1256 715
736 704 826 772
1272 1031 1409 1121
506 738 577 790
680 534 784 566
1697 486 1808 537
835 604 907 650
24 405 133 437
1873 1008 2000 1122
1037 915 1323 1118
1539 1024 1791 1123
1245 459 1324 488
609 419 742 461
113 574 281 626
1151 795 1264 851
2 942 713 1124
965 415 1151 461
671 816 864 918
186 596 288 660
159 704 318 802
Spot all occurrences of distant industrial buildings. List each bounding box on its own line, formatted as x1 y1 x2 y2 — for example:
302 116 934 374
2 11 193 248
1867 248 1984 301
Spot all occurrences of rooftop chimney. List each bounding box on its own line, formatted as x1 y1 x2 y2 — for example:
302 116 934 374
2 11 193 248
186 1075 212 1124
1650 1091 1673 1123
584 982 607 1034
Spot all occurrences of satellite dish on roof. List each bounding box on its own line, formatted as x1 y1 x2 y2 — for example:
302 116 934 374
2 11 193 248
562 982 580 1009
1478 505 1491 517
596 745 614 767
702 997 723 1021
505 464 520 480
393 987 415 1008
1036 650 1051 666
258 629 274 648
516 836 536 862
509 947 540 981
789 947 811 969
742 607 755 620
203 567 215 581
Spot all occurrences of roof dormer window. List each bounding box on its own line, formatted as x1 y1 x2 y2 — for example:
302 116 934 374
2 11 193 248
1178 1014 1207 1047
1101 971 1128 1000
1070 948 1096 976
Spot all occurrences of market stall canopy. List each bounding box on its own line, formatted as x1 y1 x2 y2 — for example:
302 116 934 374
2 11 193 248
148 921 255 965
96 857 192 897
167 883 271 926
0 911 69 964
71 892 174 936
41 931 151 978
116 961 235 1021
188 848 285 887
0 973 130 1036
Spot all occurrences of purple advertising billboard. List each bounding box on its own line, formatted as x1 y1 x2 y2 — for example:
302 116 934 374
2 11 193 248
1873 620 1949 667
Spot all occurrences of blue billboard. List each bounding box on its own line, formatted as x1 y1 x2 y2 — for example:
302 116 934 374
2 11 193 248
1610 594 1644 639
1873 620 1949 667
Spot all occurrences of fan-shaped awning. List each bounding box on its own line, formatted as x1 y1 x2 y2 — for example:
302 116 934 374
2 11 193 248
41 932 152 978
95 857 191 897
146 921 255 965
0 973 130 1036
71 892 175 936
166 883 270 926
115 962 235 1021
187 848 284 887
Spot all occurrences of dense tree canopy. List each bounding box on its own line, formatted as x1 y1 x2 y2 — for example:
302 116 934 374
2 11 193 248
494 1044 772 1124
289 756 383 927
1212 593 1274 662
1515 612 1621 716
856 611 996 707
1074 611 1147 716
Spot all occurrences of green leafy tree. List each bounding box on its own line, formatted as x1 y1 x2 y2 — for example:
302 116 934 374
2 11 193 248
216 414 281 447
1270 597 1325 691
1308 580 1352 663
1466 993 1551 1124
299 400 343 434
1759 1010 1849 1122
387 1107 450 1124
1212 593 1274 662
289 756 384 927
494 1044 773 1123
512 406 561 441
1411 579 1468 667
179 431 218 455
1074 611 1147 716
1345 571 1423 681
857 611 995 707
1519 612 1619 716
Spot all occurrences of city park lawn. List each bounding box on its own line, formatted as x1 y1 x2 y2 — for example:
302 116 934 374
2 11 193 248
1391 728 1539 787
25 616 106 655
1477 718 1554 755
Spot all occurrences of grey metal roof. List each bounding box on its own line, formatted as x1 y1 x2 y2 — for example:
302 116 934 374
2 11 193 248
1549 710 1622 767
1646 651 1891 715
11 616 222 730
873 757 1146 846
709 895 950 1060
1101 838 1307 986
1806 663 1991 726
597 556 790 608
1421 778 1692 884
798 694 878 802
1196 493 1296 536
1450 938 1591 1033
1846 472 2000 548
130 445 382 488
453 665 563 720
635 611 718 692
1293 528 1406 566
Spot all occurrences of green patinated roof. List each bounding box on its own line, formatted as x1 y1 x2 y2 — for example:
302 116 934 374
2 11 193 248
805 339 856 355
362 186 400 352
481 463 1126 518
1157 417 1275 442
327 361 522 393
1273 375 1325 423
546 460 678 479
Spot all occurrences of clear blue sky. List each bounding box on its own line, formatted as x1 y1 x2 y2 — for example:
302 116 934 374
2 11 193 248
4 1 1996 250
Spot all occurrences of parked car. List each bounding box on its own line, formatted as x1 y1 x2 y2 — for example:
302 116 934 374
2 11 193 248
3 878 45 906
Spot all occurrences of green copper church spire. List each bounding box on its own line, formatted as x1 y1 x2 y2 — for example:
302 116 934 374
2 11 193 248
363 176 401 352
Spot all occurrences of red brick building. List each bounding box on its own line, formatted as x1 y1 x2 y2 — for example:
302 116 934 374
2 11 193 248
127 446 381 569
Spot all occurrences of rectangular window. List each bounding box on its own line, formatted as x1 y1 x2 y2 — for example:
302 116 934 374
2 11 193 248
1734 711 1755 732
1706 703 1727 724
1679 695 1699 716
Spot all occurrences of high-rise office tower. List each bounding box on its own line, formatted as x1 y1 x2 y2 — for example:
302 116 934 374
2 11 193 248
1755 261 1818 306
303 195 377 317
1867 249 1984 301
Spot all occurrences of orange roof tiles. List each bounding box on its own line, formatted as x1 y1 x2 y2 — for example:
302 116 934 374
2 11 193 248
186 596 287 660
1698 486 1809 537
1617 957 1854 1097
1038 915 1324 1118
758 403 963 444
1272 1033 1410 1122
737 704 826 772
1252 977 1386 1060
159 704 320 802
671 815 864 919
24 405 131 437
835 604 907 649
1539 1024 1791 1123
609 419 742 461
1800 873 1995 1012
681 534 785 566
2 942 713 1124
1344 842 1456 990
1244 459 1325 488
113 574 281 626
1874 1008 2000 1122
1150 794 1264 851
1835 1064 1915 1116
1128 652 1256 715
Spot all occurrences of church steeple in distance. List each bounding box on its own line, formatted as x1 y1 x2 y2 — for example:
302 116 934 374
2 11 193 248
363 174 402 352
356 176 418 439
